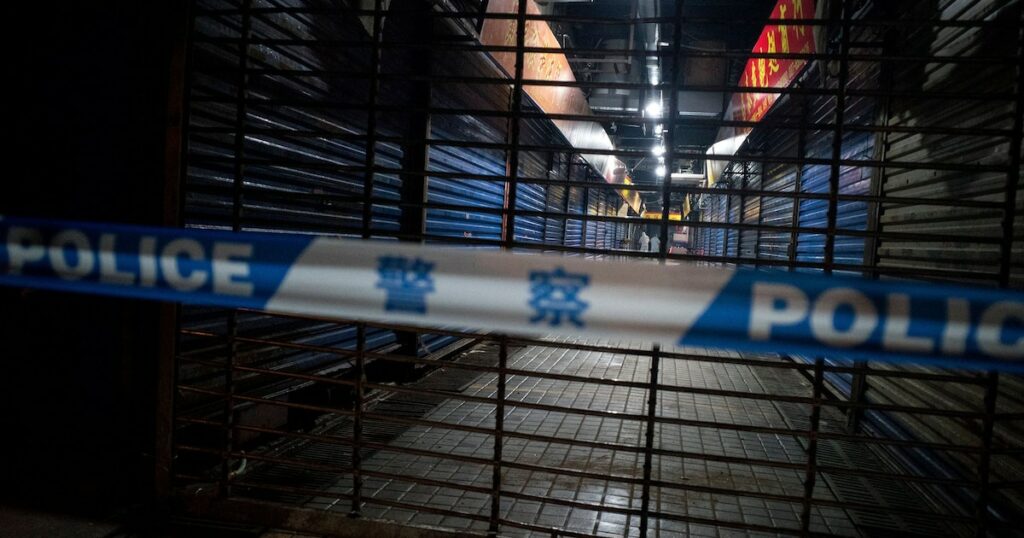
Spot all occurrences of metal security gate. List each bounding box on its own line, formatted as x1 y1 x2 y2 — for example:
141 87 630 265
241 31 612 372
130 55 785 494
164 1 1024 537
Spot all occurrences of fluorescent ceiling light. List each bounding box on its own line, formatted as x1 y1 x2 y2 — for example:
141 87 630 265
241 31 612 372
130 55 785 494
644 101 663 119
655 164 667 177
652 145 665 157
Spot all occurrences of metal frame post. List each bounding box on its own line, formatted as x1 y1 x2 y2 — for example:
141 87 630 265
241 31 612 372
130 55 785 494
360 0 384 240
351 322 367 517
501 0 528 248
220 0 251 498
823 0 851 275
800 358 825 535
638 344 661 538
974 371 999 537
488 337 509 536
154 0 192 505
787 94 808 271
659 0 685 260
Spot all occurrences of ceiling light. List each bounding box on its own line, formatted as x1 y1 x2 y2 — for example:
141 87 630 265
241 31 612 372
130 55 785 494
655 164 667 177
644 101 663 119
652 145 665 157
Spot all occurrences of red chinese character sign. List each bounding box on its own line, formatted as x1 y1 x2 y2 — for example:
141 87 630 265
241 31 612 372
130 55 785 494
734 0 818 124
709 0 819 185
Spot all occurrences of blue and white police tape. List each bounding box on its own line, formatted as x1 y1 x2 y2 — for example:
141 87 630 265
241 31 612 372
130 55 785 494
1 215 1022 371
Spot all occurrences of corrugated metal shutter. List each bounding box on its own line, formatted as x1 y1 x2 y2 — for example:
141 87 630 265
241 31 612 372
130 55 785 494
186 7 397 236
727 0 1023 521
736 7 878 398
178 3 402 456
734 23 877 398
584 188 599 257
757 156 798 266
745 90 804 269
700 187 730 258
513 125 562 245
425 147 505 242
725 180 741 259
875 1 1018 285
514 179 548 244
600 191 611 253
425 57 508 243
595 191 609 254
779 64 874 273
544 183 567 247
740 163 763 265
564 185 585 251
866 0 1024 518
542 152 572 248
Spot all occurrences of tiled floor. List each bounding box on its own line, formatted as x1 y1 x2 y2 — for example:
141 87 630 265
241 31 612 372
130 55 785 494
0 506 120 538
297 341 858 537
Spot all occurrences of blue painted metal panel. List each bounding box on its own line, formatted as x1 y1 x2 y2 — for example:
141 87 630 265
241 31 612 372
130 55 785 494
564 186 585 250
425 145 506 242
514 181 547 244
543 184 567 246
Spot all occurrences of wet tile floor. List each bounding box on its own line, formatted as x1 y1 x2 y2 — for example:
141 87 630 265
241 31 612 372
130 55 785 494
304 341 857 537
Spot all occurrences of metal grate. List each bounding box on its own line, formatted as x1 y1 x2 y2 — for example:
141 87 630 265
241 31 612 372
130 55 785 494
163 0 1024 536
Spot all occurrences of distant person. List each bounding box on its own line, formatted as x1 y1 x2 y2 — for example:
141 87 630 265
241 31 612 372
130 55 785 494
639 231 650 252
650 235 661 254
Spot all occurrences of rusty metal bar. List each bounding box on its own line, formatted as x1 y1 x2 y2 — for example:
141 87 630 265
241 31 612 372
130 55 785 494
155 0 191 502
189 145 1012 176
998 3 1024 287
168 2 1024 536
800 358 825 536
218 0 251 497
845 362 868 433
500 0 527 248
974 371 1000 537
488 337 507 537
190 111 1019 139
824 0 851 275
790 91 806 270
638 344 660 538
194 34 1021 63
180 164 1010 209
181 314 988 384
192 6 1023 29
351 322 366 517
360 0 382 239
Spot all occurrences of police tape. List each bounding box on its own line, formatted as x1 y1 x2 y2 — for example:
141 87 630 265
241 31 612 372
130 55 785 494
1 215 1022 371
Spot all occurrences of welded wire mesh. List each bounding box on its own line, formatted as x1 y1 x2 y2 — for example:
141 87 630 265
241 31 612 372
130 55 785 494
167 1 1024 536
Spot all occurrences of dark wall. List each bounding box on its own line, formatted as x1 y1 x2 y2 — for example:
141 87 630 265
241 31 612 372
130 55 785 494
0 1 185 514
